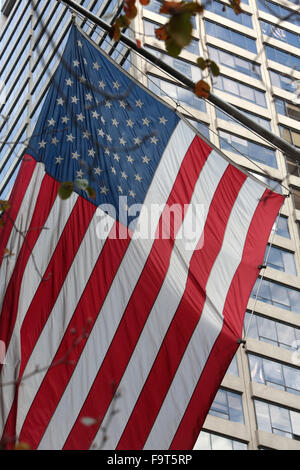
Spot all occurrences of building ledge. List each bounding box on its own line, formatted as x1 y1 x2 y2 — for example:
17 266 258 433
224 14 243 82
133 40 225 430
256 429 300 450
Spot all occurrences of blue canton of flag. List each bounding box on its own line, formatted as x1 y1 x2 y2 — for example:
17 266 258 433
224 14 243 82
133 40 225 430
29 25 179 226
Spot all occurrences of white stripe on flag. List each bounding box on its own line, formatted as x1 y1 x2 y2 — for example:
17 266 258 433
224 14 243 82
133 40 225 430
0 190 78 435
143 177 265 449
15 211 114 437
17 192 78 325
94 150 229 450
37 120 196 450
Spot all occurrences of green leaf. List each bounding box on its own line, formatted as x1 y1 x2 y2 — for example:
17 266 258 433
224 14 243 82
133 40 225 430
196 57 206 70
75 178 89 191
210 61 220 77
58 182 74 200
165 38 182 57
86 186 96 199
167 12 192 48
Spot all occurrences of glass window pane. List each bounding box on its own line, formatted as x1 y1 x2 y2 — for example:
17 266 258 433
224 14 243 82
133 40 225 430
227 391 244 423
263 358 284 385
290 410 300 437
269 283 290 309
227 355 239 376
255 400 272 432
282 251 297 276
249 355 264 383
194 431 211 449
257 315 277 341
211 434 232 450
277 322 296 349
283 366 300 393
269 404 291 434
210 389 228 419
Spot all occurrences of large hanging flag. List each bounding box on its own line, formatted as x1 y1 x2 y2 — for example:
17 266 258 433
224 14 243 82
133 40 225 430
0 24 283 450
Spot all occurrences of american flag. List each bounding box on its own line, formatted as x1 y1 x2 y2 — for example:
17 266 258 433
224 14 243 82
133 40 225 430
0 25 283 450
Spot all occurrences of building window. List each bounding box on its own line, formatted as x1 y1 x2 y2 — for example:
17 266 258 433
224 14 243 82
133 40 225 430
260 20 300 48
209 389 244 423
265 45 300 71
208 45 261 80
143 20 199 55
214 75 266 107
275 98 300 121
205 0 253 28
269 70 298 94
249 354 300 396
256 0 300 28
251 277 300 313
219 130 277 168
144 45 202 82
147 74 206 112
227 355 239 376
187 119 210 140
264 244 297 276
271 215 290 239
254 400 300 439
216 108 271 130
194 431 247 450
204 20 257 53
279 126 300 148
244 311 300 350
287 159 300 178
142 0 169 16
290 187 300 211
249 172 282 194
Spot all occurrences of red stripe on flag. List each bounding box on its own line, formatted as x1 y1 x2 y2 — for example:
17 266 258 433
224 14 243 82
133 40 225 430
169 189 284 449
0 172 59 372
116 165 247 449
0 155 37 265
18 195 96 380
0 170 59 447
62 136 212 450
18 222 130 449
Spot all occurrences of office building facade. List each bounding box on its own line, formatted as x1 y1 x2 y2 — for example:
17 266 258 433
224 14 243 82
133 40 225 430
0 0 300 450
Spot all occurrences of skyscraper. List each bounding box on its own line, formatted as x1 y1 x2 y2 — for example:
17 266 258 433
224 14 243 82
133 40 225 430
0 0 300 450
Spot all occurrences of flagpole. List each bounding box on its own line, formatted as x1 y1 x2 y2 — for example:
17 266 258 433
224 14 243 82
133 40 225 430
60 0 300 162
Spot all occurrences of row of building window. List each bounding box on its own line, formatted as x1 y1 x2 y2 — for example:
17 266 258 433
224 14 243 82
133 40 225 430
208 45 261 80
251 277 300 314
208 388 300 441
219 130 277 168
213 74 266 107
249 353 300 396
147 74 206 112
205 0 253 29
256 0 300 29
194 431 247 450
244 311 300 351
265 44 300 71
216 108 271 130
260 19 300 49
205 19 257 53
264 244 297 276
